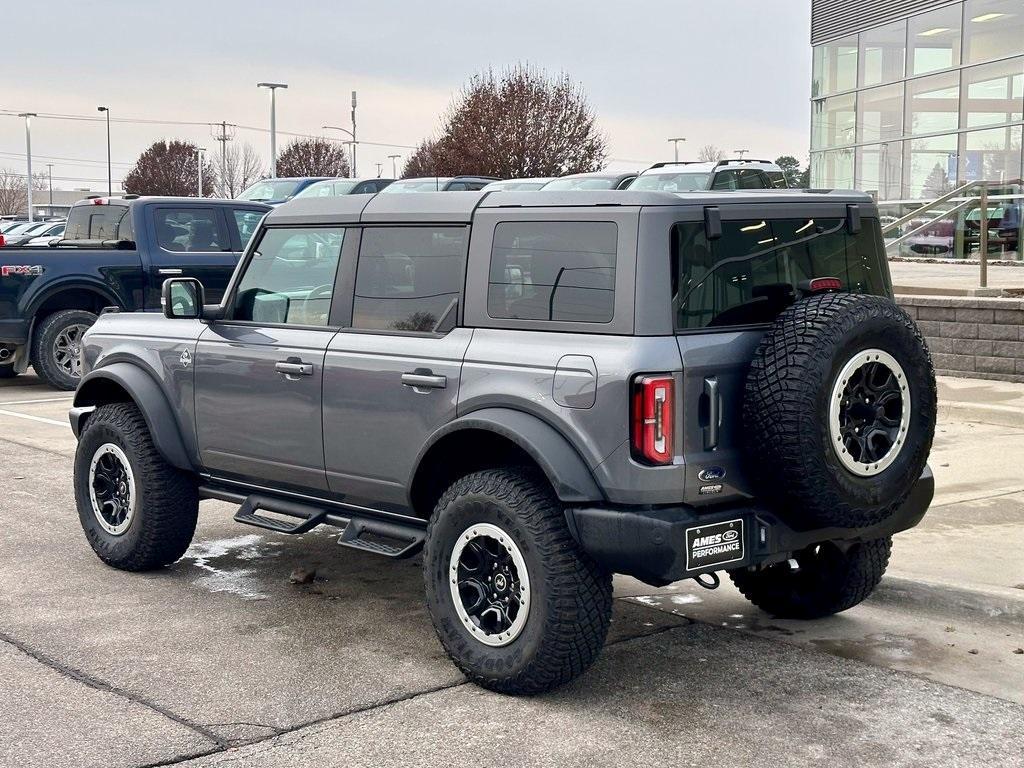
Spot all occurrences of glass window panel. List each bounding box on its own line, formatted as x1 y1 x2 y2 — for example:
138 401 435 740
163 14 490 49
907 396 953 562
856 142 904 200
858 83 905 143
908 5 962 75
906 70 961 135
812 36 858 97
965 0 1024 65
859 20 906 87
812 93 857 149
904 134 959 198
811 148 854 189
961 57 1024 128
959 126 1023 184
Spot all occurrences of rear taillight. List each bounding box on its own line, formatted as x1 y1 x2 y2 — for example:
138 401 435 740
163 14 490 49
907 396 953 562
631 374 675 465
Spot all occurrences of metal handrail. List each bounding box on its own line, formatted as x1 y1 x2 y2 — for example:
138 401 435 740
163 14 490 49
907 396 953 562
884 198 974 249
881 181 982 236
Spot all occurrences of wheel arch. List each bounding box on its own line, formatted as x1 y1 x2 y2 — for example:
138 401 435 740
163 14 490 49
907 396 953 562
72 362 193 472
28 281 120 322
409 408 604 519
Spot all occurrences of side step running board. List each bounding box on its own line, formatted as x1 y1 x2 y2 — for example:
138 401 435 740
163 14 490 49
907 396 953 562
228 492 425 559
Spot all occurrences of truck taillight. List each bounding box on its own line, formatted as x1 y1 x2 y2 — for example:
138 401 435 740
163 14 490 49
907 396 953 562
631 374 675 465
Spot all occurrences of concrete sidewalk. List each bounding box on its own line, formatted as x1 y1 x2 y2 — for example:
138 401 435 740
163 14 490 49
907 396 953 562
890 259 1024 295
938 375 1024 428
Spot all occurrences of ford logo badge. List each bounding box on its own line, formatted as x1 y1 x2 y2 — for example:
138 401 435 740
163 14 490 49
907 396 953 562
722 529 739 542
698 466 726 482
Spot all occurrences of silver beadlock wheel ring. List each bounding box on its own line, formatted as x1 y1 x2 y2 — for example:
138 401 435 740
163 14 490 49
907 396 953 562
89 443 137 535
828 348 911 477
449 522 531 647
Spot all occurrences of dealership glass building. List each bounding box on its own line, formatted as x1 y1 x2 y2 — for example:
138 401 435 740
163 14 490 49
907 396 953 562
810 0 1023 200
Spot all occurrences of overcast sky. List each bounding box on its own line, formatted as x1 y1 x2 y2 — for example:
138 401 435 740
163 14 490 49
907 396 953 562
1 0 812 192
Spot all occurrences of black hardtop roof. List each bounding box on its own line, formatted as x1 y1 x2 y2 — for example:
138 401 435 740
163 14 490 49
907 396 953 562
264 188 877 226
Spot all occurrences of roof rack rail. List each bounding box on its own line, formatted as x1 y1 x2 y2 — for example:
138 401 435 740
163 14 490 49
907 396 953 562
647 161 705 170
716 158 773 167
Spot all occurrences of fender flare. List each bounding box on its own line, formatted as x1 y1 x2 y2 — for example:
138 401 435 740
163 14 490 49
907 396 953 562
72 362 193 471
25 279 121 319
414 408 604 503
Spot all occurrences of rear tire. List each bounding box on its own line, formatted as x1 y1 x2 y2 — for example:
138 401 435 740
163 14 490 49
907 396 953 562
424 468 612 694
74 403 198 571
32 309 97 390
729 537 891 619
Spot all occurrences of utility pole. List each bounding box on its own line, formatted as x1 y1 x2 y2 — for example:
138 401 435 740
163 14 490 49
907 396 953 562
388 154 400 178
212 121 235 196
97 107 112 195
351 90 358 178
375 162 383 178
257 82 288 177
46 163 53 207
323 125 355 178
196 147 207 197
19 113 36 222
667 137 684 162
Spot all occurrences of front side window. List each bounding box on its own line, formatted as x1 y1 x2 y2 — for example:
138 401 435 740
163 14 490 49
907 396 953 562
673 218 888 330
352 226 467 332
232 227 344 326
155 208 228 253
487 221 617 323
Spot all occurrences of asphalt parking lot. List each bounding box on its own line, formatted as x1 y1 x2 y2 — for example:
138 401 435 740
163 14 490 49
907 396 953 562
1 371 1023 768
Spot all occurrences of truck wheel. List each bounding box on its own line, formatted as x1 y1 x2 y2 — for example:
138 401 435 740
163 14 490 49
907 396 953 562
729 537 891 619
424 468 612 694
743 293 936 530
32 309 97 390
74 402 198 571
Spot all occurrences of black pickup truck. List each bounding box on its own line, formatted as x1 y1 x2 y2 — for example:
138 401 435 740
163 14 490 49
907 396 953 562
0 196 269 389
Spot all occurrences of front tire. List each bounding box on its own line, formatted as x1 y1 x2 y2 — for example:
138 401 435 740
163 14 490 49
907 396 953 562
729 537 891 619
32 309 97 390
74 403 198 571
424 468 612 694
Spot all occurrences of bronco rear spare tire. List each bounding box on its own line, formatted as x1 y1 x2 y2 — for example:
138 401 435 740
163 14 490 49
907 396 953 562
743 293 936 530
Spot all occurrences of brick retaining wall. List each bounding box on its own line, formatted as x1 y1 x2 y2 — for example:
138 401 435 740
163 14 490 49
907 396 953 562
896 295 1024 383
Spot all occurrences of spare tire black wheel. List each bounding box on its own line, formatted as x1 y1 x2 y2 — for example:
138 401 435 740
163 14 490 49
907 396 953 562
743 293 936 530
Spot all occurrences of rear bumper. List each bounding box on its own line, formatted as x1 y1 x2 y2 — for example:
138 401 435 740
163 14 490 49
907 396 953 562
565 466 934 586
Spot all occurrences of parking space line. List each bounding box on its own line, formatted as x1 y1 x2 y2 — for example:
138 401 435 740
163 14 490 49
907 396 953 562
0 397 74 407
0 408 69 428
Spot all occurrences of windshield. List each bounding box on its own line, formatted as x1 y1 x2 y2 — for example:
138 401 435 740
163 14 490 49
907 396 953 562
238 179 302 201
5 222 37 235
295 180 358 198
381 179 450 193
541 177 617 191
631 173 711 192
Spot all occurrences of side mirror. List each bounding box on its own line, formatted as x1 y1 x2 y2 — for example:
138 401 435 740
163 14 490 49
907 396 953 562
162 278 205 319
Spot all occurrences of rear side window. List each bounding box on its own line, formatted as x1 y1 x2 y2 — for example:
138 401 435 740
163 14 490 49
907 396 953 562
155 208 228 252
766 170 788 188
487 221 617 323
673 217 889 330
352 226 467 333
64 204 130 241
232 209 264 248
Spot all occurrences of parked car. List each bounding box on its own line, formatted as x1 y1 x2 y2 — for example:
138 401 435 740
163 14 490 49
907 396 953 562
899 219 956 258
628 159 787 192
237 177 333 205
69 188 935 694
0 196 269 387
540 170 637 190
0 220 32 234
381 176 499 193
2 220 66 247
1 220 43 238
294 178 395 198
480 178 554 192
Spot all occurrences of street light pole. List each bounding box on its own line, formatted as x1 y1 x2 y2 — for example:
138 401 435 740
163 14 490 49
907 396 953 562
668 137 686 162
388 154 400 178
351 90 357 178
322 125 355 178
46 163 53 207
257 82 288 177
196 147 207 197
734 149 749 160
97 106 111 195
19 113 36 222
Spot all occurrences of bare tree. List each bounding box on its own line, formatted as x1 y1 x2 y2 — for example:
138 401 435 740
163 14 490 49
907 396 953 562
275 137 350 178
403 64 607 178
123 140 214 197
0 169 28 215
697 144 725 162
213 142 265 197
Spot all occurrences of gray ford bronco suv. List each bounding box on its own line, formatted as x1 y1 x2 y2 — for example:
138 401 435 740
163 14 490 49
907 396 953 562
70 189 936 694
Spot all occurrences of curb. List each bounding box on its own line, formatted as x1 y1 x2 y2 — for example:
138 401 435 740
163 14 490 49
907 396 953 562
874 574 1024 622
939 400 1024 429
